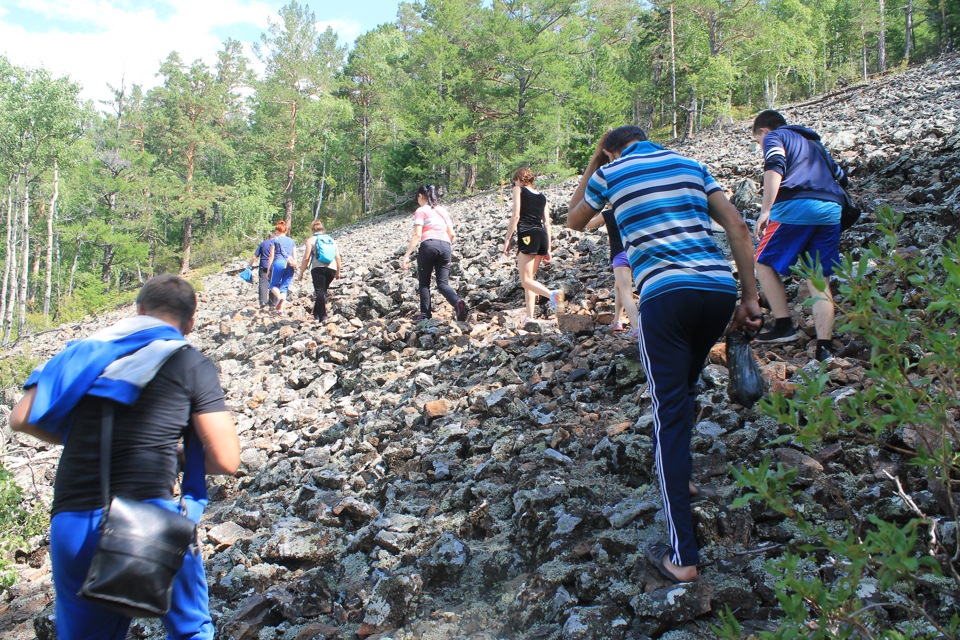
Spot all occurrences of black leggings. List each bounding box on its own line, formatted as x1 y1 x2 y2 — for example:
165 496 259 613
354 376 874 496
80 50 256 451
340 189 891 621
417 239 460 317
310 266 337 321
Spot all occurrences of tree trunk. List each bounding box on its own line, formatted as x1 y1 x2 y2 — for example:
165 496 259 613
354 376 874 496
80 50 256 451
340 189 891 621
68 237 82 298
877 0 887 73
44 159 58 317
101 245 115 284
943 0 953 53
315 139 328 220
465 136 479 192
180 216 192 274
1 180 15 339
284 98 298 232
860 15 869 80
518 76 529 155
904 0 913 63
30 211 41 304
54 232 61 319
358 106 371 214
708 12 719 56
180 144 196 274
684 87 696 139
669 4 678 139
18 184 29 339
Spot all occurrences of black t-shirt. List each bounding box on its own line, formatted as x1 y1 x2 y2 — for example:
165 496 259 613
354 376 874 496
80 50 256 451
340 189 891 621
517 187 547 232
602 209 625 257
51 347 227 515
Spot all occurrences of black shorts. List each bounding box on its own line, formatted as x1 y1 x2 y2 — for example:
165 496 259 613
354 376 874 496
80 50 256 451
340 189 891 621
517 228 548 255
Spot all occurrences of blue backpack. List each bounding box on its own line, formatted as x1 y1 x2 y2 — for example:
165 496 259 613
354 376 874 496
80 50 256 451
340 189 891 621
314 233 336 264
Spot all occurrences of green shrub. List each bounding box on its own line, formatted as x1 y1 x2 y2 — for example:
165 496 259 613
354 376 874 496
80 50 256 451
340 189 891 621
0 463 47 590
717 206 960 639
0 353 38 390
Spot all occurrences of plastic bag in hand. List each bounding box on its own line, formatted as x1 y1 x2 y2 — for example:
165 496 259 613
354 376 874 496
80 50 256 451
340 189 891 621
239 267 253 283
725 331 764 408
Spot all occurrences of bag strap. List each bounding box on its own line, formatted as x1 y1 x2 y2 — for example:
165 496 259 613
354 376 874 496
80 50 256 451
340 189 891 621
812 141 843 187
275 238 288 261
99 401 114 511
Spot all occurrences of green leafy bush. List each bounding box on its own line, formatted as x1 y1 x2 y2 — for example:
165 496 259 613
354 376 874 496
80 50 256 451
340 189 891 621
0 354 38 390
0 463 47 589
718 206 960 638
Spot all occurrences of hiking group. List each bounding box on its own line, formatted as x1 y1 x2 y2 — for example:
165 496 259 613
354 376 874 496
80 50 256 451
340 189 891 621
9 109 851 636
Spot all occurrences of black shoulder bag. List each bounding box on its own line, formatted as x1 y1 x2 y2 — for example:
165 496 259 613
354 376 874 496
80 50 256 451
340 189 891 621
79 402 197 618
813 141 861 231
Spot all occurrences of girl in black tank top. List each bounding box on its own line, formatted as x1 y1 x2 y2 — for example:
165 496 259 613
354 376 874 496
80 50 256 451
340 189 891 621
502 168 562 325
517 187 546 231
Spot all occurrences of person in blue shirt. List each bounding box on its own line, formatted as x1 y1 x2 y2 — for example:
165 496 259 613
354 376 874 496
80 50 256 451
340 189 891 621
249 232 275 308
568 126 761 584
751 109 848 362
267 220 297 314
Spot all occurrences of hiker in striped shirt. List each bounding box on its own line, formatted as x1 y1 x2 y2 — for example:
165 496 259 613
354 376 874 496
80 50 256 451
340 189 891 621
568 126 761 584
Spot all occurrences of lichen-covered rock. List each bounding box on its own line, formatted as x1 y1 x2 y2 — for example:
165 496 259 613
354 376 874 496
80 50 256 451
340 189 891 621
357 572 424 636
419 533 470 585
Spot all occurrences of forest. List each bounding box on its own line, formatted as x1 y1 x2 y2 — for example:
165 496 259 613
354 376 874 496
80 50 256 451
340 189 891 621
1 0 957 342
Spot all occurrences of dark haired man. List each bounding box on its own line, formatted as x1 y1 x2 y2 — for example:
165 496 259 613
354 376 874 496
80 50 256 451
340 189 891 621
250 231 276 308
568 126 761 583
10 274 239 640
751 109 848 362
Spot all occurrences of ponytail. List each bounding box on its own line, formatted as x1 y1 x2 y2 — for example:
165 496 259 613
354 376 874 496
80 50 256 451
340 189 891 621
416 184 441 208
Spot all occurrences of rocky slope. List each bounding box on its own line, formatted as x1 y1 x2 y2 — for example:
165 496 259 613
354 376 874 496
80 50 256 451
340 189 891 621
2 56 960 639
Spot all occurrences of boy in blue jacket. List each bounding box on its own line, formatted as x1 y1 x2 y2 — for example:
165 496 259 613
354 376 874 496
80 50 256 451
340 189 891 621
752 110 848 362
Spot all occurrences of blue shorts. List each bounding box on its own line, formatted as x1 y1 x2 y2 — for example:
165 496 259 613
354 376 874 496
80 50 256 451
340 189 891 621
612 251 629 269
270 259 295 293
51 498 213 640
755 221 841 277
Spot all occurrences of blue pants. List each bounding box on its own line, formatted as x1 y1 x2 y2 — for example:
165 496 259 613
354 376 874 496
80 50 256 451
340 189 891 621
636 288 736 567
50 498 213 640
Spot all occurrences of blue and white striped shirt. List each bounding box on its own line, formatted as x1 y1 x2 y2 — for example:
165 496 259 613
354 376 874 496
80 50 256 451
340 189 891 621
584 141 737 303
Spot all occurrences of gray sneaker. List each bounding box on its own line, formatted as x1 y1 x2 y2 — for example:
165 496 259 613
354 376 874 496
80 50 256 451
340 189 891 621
755 323 799 343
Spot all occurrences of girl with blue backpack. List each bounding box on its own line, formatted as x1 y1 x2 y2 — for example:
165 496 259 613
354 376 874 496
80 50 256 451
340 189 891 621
299 220 341 322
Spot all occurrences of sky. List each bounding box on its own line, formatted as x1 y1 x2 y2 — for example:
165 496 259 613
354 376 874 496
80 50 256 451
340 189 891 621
0 0 402 104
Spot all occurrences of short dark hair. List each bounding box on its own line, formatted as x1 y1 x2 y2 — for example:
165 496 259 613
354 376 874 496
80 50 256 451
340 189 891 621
752 110 788 133
603 126 647 154
136 274 197 328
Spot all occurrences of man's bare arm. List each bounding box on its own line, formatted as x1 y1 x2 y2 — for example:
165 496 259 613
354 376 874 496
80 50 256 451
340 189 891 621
9 387 62 445
191 411 240 475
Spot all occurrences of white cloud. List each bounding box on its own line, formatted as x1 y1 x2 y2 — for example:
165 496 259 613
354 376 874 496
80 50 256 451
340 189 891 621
0 0 362 105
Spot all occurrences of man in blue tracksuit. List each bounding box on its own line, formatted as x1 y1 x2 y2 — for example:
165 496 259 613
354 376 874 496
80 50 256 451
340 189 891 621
751 110 849 362
568 126 762 583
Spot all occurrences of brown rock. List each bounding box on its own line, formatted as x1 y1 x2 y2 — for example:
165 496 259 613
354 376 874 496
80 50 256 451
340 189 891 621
760 361 788 382
423 399 449 421
774 447 824 478
206 521 253 549
817 442 845 463
221 595 280 640
557 313 595 335
295 623 343 640
334 497 380 522
708 341 727 365
606 421 632 437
